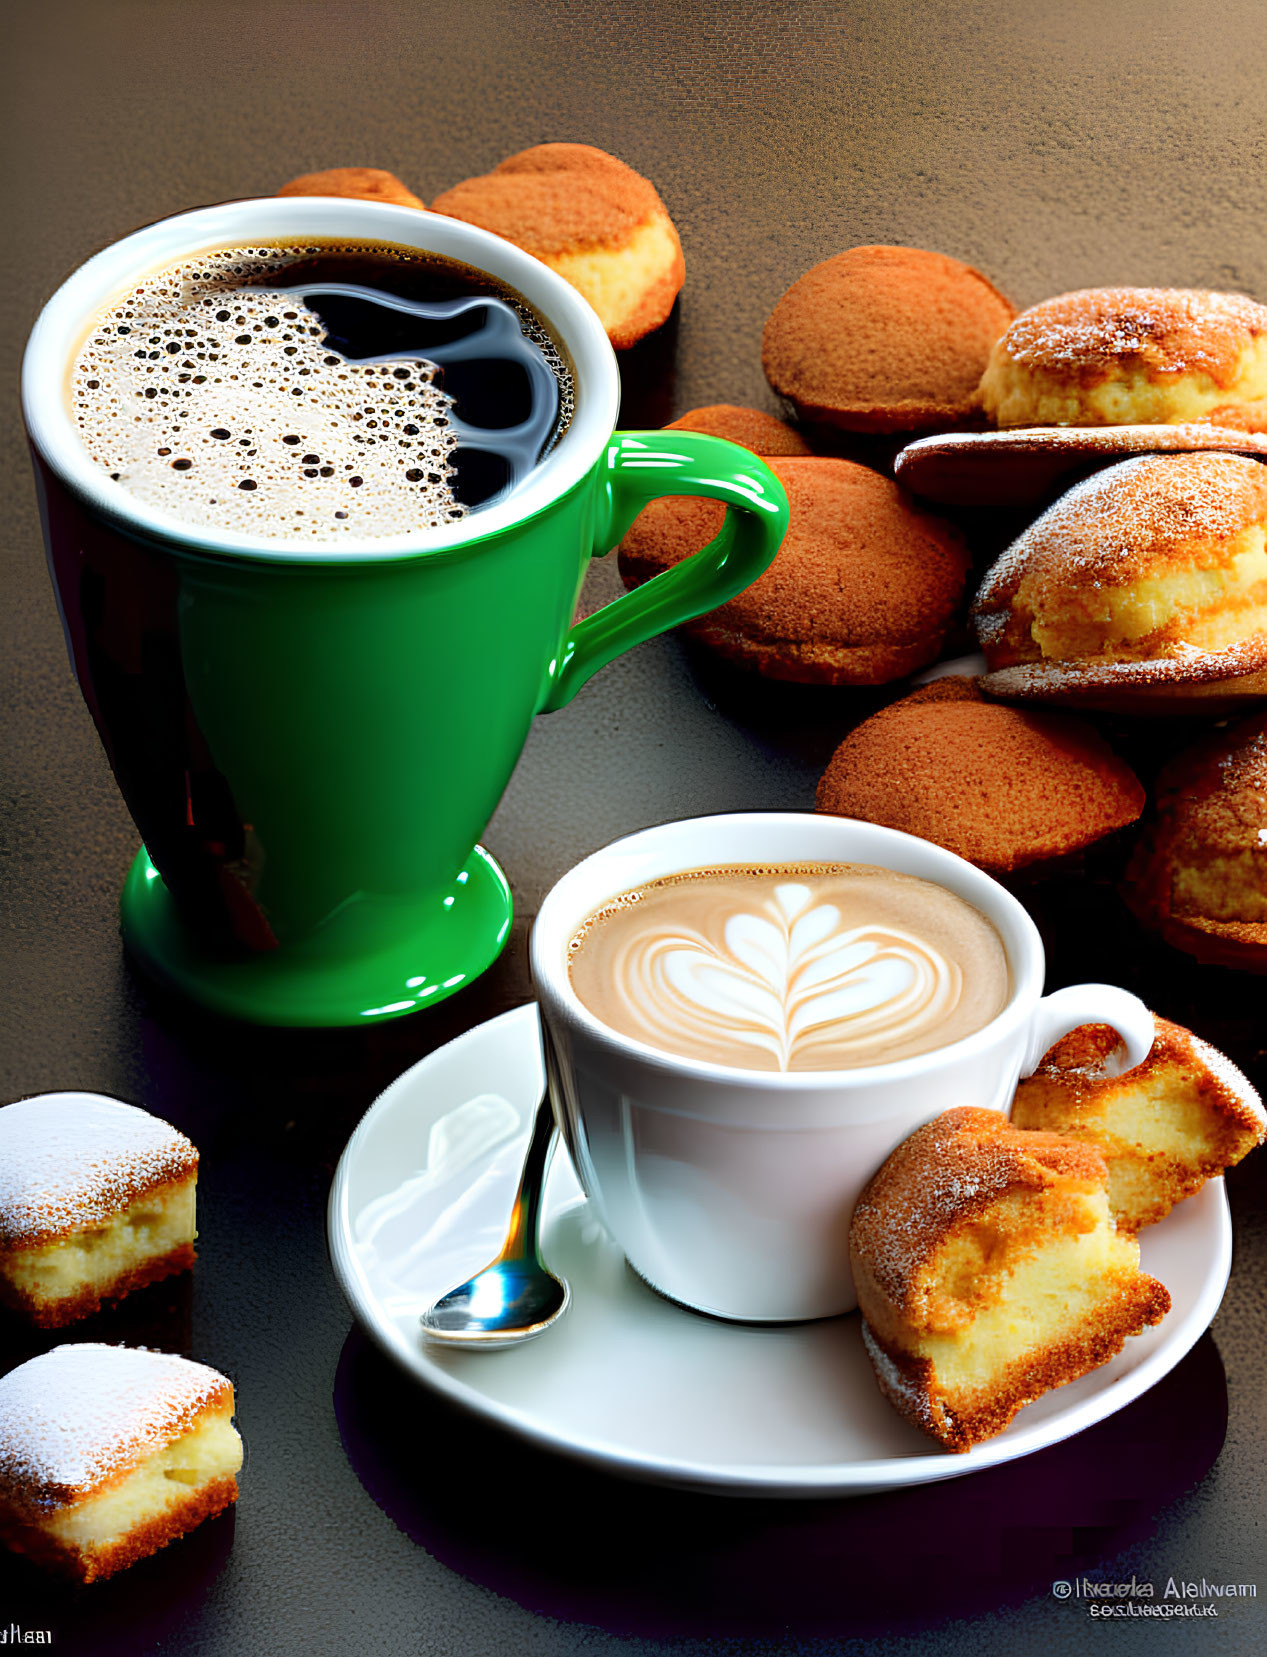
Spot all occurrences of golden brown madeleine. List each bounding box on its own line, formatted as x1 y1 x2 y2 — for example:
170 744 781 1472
979 287 1267 430
276 166 426 208
1123 712 1267 969
665 404 812 456
1012 1016 1265 1229
430 143 683 349
816 677 1144 874
762 245 1014 433
850 1107 1170 1452
973 451 1267 710
619 457 970 684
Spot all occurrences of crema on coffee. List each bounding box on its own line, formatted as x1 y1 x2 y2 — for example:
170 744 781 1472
67 240 573 539
567 863 1010 1072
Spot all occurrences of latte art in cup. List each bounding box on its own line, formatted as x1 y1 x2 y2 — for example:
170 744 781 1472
568 863 1010 1071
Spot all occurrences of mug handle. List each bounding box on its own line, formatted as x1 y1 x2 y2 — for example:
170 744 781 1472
536 431 789 712
1020 983 1155 1077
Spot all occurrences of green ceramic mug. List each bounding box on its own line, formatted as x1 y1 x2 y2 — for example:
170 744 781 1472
22 198 788 1026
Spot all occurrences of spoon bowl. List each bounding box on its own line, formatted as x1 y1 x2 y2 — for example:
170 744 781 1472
420 1261 569 1350
419 1085 569 1349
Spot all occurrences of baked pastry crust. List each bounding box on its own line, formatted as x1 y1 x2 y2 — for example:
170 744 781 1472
0 1344 241 1583
1012 1017 1265 1229
1123 713 1267 969
972 451 1267 712
893 423 1267 509
816 677 1144 873
850 1108 1170 1452
762 245 1014 433
894 285 1267 506
979 287 1267 429
430 143 683 349
665 405 812 457
618 456 970 684
276 167 426 209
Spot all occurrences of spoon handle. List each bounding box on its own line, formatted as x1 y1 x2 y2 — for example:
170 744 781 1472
499 1090 557 1265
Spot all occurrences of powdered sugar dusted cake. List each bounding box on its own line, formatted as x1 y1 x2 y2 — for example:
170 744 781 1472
0 1344 241 1582
0 1093 198 1327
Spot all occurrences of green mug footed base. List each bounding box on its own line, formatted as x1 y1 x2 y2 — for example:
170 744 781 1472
119 845 514 1027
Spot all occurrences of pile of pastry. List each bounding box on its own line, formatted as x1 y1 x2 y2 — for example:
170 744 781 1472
657 248 1267 1445
642 250 1267 976
275 151 1267 973
312 152 1267 1444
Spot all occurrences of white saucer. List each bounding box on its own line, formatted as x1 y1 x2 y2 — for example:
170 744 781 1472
328 1004 1232 1498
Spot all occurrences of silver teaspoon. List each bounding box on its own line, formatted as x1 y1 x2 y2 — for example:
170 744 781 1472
419 1088 569 1349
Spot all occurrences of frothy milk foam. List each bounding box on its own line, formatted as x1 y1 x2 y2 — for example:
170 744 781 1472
568 863 1011 1072
68 242 570 539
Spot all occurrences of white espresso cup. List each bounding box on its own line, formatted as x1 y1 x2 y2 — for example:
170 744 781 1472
530 812 1155 1323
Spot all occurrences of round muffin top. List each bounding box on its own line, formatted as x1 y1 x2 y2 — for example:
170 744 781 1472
973 450 1267 668
619 456 969 653
816 678 1144 873
762 245 1015 432
430 142 670 255
665 404 812 457
988 287 1267 388
276 166 426 209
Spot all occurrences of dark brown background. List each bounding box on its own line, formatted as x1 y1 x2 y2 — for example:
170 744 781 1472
2 2 1265 1653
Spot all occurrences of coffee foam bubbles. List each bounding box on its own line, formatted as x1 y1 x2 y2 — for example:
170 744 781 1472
69 246 464 539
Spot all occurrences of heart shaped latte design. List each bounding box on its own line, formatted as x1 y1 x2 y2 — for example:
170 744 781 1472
612 883 962 1071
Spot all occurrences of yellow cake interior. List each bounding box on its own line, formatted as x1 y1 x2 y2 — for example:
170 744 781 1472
40 1403 241 1560
1015 526 1267 662
979 335 1267 428
1172 850 1267 921
1 1178 195 1307
912 1188 1143 1397
1012 1051 1263 1228
545 214 680 338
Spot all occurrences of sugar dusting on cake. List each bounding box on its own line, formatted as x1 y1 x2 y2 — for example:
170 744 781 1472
860 1322 937 1436
0 1345 231 1515
981 640 1267 698
976 452 1267 616
903 424 1267 462
1186 1032 1267 1127
969 450 1267 703
0 1095 197 1246
996 289 1267 381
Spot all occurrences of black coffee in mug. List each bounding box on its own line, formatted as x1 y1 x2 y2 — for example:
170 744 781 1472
68 240 575 538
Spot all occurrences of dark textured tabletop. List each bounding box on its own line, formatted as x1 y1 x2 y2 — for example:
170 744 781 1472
2 3 1265 1653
